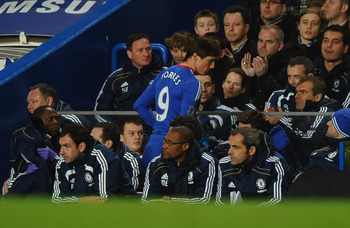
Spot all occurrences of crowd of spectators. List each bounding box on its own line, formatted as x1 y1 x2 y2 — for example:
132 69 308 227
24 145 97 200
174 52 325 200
3 0 350 205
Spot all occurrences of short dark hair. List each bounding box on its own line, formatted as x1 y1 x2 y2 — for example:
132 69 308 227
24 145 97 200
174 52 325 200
204 32 227 50
126 33 151 51
33 105 56 119
30 83 58 107
169 115 203 141
324 24 350 46
184 36 221 61
93 122 119 149
169 126 195 147
237 110 269 132
230 127 261 151
288 56 315 75
223 5 250 25
297 75 327 96
60 123 94 149
118 116 144 134
194 9 219 26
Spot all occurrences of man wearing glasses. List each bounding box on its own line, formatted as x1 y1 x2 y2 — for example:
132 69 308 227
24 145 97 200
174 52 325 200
248 0 297 43
141 126 216 204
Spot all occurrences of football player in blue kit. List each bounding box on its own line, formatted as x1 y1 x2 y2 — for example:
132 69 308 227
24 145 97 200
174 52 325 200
134 36 221 166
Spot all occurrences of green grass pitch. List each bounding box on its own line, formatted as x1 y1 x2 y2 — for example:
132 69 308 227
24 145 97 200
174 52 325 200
1 197 350 227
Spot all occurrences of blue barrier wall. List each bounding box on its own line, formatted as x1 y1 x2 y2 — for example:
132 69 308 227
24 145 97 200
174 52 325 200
0 0 239 184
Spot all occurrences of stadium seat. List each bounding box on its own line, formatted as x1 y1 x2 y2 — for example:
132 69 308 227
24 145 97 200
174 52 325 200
111 43 168 72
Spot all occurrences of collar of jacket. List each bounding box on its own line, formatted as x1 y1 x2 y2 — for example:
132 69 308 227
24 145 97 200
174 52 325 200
162 140 204 173
261 12 286 25
202 95 220 111
122 53 164 75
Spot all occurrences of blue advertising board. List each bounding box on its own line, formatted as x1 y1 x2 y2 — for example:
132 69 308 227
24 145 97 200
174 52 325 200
0 0 107 35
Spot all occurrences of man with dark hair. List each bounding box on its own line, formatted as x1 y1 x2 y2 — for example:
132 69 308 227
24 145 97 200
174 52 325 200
322 0 350 29
237 109 270 132
216 127 291 205
142 126 216 203
222 5 258 68
134 36 221 166
196 73 236 147
27 83 90 127
248 0 297 43
3 106 60 196
91 121 145 192
169 115 203 141
52 123 128 203
265 56 315 112
266 75 342 166
95 33 165 123
314 24 350 108
117 116 145 157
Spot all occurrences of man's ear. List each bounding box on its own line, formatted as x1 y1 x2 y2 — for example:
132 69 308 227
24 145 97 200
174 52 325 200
105 139 113 149
342 4 349 14
212 84 216 94
314 93 323 102
248 146 256 156
278 42 284 52
182 143 190 151
120 134 125 143
245 24 250 34
127 50 132 59
193 52 198 61
79 142 86 153
281 4 286 15
47 96 54 106
343 44 349 55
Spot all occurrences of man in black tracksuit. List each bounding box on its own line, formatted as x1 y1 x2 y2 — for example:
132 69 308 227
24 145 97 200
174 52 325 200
94 33 164 123
216 127 291 205
142 126 217 204
52 123 132 203
91 121 145 192
5 106 60 196
267 75 343 167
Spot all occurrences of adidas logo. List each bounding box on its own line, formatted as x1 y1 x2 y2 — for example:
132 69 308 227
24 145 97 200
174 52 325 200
121 82 129 87
228 182 236 188
161 173 168 180
121 82 129 93
161 173 168 187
